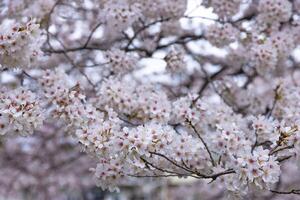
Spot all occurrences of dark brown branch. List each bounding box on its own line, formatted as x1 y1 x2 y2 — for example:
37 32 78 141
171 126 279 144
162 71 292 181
270 145 294 155
270 189 300 195
48 34 97 88
277 155 293 163
139 156 198 178
82 22 103 48
124 17 172 50
187 120 216 167
149 152 195 174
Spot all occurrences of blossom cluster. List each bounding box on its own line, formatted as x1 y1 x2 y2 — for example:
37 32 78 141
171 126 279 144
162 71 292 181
249 28 297 76
100 0 187 37
97 76 171 122
164 46 186 73
0 20 43 69
202 0 243 19
205 23 239 48
104 49 137 75
220 147 281 195
101 1 142 34
257 0 292 30
132 0 187 19
0 87 44 136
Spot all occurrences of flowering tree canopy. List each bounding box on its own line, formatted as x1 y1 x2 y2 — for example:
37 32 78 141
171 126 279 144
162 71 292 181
1 0 300 199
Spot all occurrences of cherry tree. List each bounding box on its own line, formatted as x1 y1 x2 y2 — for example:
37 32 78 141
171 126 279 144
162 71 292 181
1 0 300 199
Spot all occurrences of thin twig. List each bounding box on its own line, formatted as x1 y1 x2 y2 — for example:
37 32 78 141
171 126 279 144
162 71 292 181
187 120 216 167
